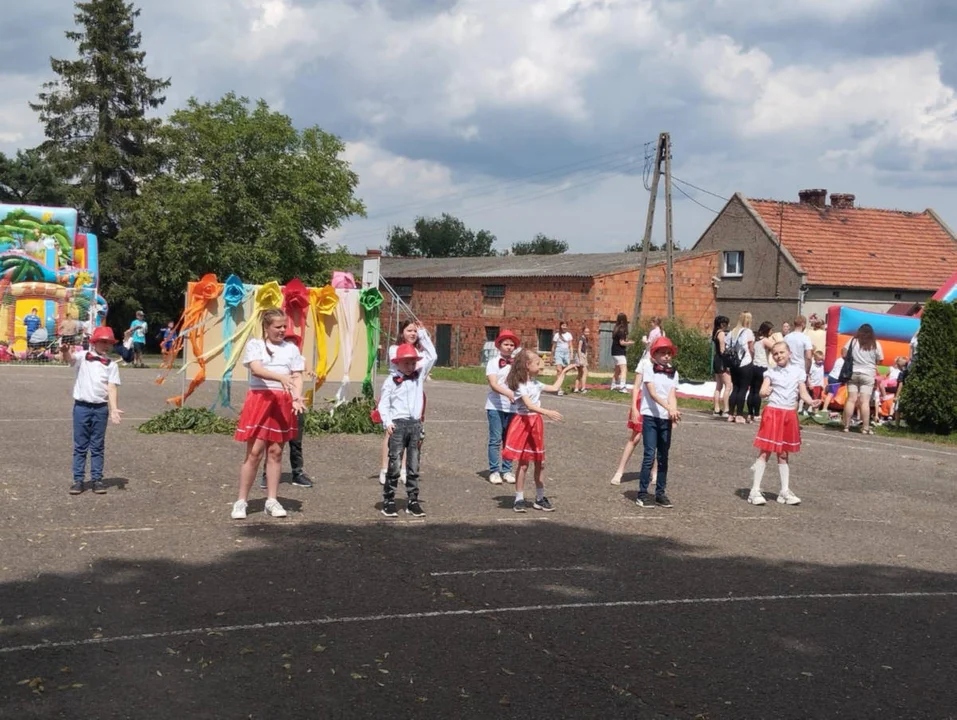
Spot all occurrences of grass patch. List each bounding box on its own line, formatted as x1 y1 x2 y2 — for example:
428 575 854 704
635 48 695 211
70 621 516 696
803 412 957 446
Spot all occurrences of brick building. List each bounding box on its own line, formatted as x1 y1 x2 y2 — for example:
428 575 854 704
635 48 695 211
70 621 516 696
692 189 957 323
376 251 719 368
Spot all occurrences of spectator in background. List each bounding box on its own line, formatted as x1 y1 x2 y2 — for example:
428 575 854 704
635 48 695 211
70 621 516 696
572 326 591 394
129 311 148 368
781 321 791 336
841 323 884 435
550 320 574 396
610 313 635 393
711 315 732 417
640 316 664 362
748 321 775 422
784 315 813 375
726 312 755 424
806 314 826 355
23 308 42 339
160 321 177 363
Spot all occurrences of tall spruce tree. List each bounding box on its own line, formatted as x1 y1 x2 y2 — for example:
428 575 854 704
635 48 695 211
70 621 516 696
30 0 170 239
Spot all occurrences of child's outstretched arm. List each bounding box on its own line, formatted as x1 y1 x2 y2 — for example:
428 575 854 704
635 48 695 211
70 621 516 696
518 395 562 422
107 383 124 424
541 364 577 393
416 326 437 375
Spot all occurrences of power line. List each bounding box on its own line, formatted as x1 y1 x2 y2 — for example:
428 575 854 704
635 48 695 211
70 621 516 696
672 176 729 202
673 182 722 214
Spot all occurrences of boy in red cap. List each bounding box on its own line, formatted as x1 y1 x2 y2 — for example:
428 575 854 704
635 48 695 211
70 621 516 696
259 330 313 489
485 328 519 485
60 326 124 495
377 325 436 517
635 335 681 508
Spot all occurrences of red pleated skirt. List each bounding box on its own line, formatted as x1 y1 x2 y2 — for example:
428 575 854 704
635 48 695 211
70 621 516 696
753 406 802 454
626 397 643 432
234 390 298 443
502 413 545 463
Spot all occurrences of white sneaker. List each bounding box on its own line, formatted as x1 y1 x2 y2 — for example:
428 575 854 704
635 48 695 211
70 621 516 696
557 390 565 396
503 472 516 484
264 498 288 517
231 500 248 519
777 490 801 506
489 472 503 485
610 472 622 485
379 469 386 485
747 491 767 506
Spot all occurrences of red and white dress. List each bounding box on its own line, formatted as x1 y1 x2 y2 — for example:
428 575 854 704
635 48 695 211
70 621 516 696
503 380 546 463
754 363 805 454
234 338 304 444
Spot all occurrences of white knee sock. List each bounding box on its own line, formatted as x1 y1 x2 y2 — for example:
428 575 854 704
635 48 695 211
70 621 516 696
751 458 766 494
778 463 790 494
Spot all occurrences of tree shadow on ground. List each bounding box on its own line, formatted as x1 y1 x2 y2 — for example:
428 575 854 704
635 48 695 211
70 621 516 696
0 522 954 720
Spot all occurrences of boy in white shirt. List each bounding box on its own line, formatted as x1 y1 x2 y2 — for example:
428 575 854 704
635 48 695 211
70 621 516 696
61 326 124 495
635 337 681 509
378 328 437 518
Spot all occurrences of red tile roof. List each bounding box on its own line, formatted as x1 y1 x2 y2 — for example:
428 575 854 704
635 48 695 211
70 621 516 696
746 198 957 290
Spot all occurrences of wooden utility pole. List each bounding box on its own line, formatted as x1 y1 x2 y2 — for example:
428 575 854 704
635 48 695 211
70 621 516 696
633 132 675 321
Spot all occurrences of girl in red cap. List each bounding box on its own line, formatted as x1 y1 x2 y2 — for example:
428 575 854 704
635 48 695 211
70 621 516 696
502 349 577 512
634 336 680 508
748 341 820 506
231 310 305 520
485 328 519 485
60 325 124 495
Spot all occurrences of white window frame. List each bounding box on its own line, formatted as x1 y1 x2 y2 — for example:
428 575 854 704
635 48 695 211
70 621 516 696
722 250 744 278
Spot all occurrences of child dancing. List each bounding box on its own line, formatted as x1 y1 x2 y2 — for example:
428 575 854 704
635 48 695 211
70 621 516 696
378 326 437 517
749 341 820 506
635 337 680 508
231 310 306 520
502 350 576 512
485 329 519 485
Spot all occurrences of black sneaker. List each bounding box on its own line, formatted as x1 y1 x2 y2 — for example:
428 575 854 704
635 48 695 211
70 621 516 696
533 496 555 512
513 499 528 513
92 481 107 495
655 493 673 508
69 482 84 495
291 473 314 488
381 499 398 517
635 492 653 507
406 500 426 517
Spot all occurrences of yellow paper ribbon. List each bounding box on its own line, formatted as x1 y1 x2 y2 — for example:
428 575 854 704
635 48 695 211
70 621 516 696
309 285 340 400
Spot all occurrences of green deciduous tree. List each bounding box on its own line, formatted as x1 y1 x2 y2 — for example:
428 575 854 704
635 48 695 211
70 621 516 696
384 214 497 257
511 233 568 255
625 241 663 252
30 0 170 239
110 93 364 322
898 300 957 434
0 149 68 206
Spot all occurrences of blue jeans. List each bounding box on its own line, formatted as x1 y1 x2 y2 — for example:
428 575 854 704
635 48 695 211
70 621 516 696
639 416 672 496
73 401 109 483
487 410 515 474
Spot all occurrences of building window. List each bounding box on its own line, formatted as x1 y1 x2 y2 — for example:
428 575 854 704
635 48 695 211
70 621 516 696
483 284 506 298
485 326 500 342
722 251 744 277
393 284 413 299
537 329 552 352
832 290 841 298
894 292 902 300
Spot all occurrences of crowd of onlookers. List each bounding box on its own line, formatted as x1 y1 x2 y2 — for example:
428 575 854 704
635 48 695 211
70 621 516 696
711 311 913 434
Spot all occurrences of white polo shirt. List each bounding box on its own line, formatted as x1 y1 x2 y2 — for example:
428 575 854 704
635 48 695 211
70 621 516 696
243 339 305 391
638 357 679 418
72 350 121 404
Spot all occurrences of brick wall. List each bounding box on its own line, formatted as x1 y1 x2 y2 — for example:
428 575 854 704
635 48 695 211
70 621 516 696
380 277 595 365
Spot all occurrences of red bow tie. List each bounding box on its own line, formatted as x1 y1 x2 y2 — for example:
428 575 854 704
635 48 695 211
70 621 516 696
653 363 675 377
86 352 111 366
393 371 420 385
498 357 513 368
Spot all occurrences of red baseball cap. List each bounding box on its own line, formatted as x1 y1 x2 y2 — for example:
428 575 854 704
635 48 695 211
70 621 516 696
91 326 116 344
393 343 421 362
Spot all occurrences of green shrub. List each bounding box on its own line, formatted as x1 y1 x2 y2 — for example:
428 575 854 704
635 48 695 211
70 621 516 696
627 317 712 381
138 408 237 435
898 300 957 434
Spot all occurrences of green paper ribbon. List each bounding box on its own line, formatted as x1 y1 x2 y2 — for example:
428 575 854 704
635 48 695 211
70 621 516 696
359 287 384 398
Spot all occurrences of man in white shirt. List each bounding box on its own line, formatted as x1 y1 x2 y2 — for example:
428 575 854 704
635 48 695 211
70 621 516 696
61 326 123 495
785 315 813 375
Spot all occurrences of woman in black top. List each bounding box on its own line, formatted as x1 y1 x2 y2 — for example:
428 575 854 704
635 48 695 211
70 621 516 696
711 315 731 416
610 313 635 393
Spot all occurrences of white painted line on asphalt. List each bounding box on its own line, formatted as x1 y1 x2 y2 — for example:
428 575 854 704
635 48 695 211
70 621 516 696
611 515 665 520
730 517 781 521
0 418 152 422
431 565 598 577
80 527 155 534
3 590 954 655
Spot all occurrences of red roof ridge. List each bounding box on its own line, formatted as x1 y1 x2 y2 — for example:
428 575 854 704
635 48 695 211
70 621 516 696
745 197 929 217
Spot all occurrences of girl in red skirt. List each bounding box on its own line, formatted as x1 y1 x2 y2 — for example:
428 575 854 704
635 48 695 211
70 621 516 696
750 341 820 507
609 362 656 486
502 349 577 513
232 309 306 520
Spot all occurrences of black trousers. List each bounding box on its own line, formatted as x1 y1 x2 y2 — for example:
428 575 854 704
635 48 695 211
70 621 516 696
729 364 754 416
748 366 766 417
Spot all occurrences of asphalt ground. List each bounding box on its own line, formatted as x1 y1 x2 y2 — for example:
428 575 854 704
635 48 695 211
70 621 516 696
0 365 955 719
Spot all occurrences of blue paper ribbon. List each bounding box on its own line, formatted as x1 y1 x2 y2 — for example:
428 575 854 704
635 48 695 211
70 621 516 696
214 275 250 410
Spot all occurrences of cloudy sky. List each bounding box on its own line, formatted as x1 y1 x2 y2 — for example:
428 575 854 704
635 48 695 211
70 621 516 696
3 0 957 254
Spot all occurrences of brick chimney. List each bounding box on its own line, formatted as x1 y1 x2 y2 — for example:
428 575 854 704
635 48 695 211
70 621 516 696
830 193 855 209
798 189 827 208
366 248 382 258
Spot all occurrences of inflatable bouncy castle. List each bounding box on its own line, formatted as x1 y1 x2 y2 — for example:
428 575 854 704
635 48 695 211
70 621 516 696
0 204 106 354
